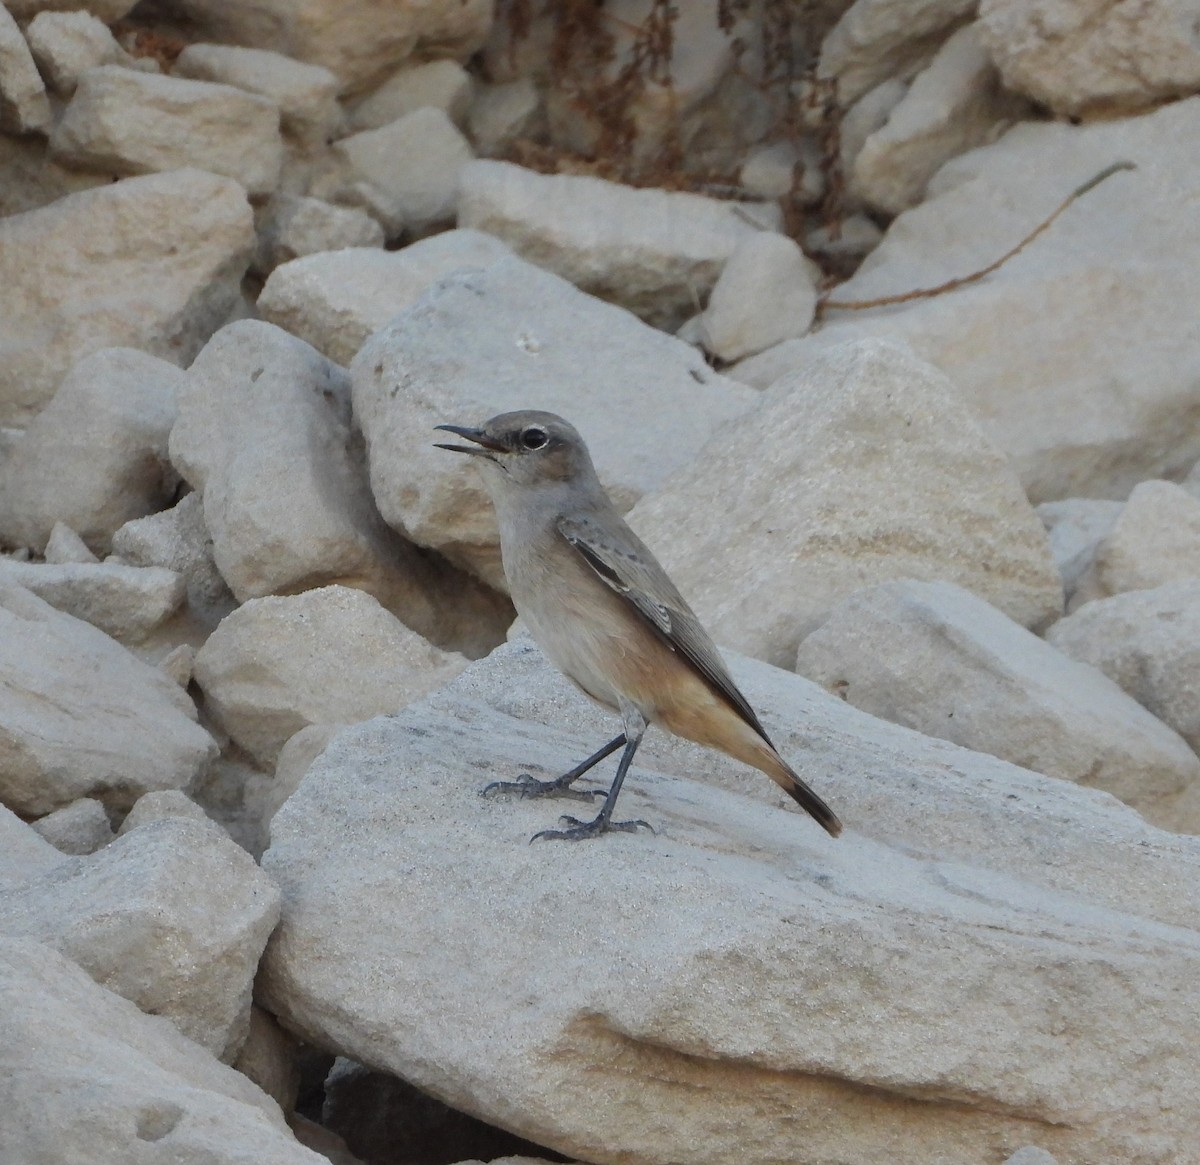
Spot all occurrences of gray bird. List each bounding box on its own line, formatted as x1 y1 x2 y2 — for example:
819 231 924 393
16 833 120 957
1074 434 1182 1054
435 410 842 842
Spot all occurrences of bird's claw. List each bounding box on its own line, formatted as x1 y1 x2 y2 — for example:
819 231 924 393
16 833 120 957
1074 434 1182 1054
481 771 603 802
529 814 655 843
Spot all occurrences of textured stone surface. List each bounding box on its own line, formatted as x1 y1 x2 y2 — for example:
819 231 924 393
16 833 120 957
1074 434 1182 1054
979 0 1200 116
736 99 1200 503
24 10 128 95
51 66 283 196
347 58 472 132
174 43 339 141
0 816 279 1059
1047 581 1200 755
44 521 100 564
630 339 1062 667
171 320 510 655
1090 480 1200 598
0 347 185 555
260 637 1200 1165
0 937 324 1164
333 107 474 237
795 580 1200 831
0 559 185 641
0 3 51 134
30 797 114 855
0 581 216 816
350 256 757 591
0 169 253 426
1037 498 1124 605
255 195 384 275
458 160 783 328
193 586 468 767
258 229 512 366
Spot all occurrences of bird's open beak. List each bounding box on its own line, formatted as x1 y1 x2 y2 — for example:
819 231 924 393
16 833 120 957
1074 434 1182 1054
433 424 507 458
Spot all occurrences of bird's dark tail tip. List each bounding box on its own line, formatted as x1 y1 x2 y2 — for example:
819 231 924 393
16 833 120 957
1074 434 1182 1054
782 769 843 838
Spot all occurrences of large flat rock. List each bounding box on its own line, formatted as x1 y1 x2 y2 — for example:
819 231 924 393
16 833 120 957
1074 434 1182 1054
261 637 1200 1165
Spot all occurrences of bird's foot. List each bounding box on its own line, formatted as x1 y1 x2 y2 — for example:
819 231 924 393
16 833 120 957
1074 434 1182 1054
530 813 655 843
481 771 603 803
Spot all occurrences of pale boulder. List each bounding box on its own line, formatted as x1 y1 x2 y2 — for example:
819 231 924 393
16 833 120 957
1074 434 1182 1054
851 23 1028 215
258 229 512 366
0 3 51 133
457 160 783 327
1036 497 1123 605
170 320 510 654
24 10 129 95
265 724 341 839
1047 581 1200 755
0 817 279 1059
234 1006 301 1114
738 100 1200 502
51 66 283 196
795 580 1200 830
174 44 339 141
347 58 472 132
0 805 64 889
44 522 99 564
818 0 976 104
0 347 186 554
0 559 185 641
839 78 907 180
333 107 474 236
979 0 1200 116
255 195 384 274
193 586 468 767
30 797 114 855
6 0 139 18
145 0 493 93
259 637 1200 1165
118 788 214 836
629 339 1062 667
0 169 254 426
698 231 817 362
0 937 325 1164
468 76 540 154
349 256 757 590
0 581 216 816
1090 480 1200 597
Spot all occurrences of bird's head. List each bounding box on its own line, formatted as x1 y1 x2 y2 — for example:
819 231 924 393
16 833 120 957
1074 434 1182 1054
434 410 595 489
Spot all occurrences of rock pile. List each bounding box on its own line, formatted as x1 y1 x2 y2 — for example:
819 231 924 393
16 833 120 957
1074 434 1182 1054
1 1 1199 1163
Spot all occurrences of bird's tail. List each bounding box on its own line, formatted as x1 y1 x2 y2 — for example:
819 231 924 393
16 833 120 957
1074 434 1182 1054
754 742 843 838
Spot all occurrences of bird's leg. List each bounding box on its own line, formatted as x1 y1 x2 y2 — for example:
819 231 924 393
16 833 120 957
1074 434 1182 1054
531 705 653 842
482 733 626 802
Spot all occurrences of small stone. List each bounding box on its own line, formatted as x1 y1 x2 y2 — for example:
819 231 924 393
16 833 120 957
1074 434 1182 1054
234 1005 301 1114
43 523 99 565
0 4 52 134
51 66 283 196
24 10 128 96
739 139 824 204
160 644 197 688
333 106 474 237
1036 498 1124 606
266 724 342 840
468 76 540 154
30 798 114 855
118 788 214 837
347 58 472 132
1091 481 1200 598
256 194 384 273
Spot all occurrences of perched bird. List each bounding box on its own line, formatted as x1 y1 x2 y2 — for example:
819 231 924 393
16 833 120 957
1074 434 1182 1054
434 410 841 842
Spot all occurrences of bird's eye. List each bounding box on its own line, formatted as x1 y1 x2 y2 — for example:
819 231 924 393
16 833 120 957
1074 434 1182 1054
520 427 548 450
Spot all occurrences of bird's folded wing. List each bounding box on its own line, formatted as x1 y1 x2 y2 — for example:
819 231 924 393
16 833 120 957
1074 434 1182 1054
556 513 772 743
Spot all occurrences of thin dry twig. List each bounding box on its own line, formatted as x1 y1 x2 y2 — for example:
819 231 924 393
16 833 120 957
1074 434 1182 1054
817 160 1137 317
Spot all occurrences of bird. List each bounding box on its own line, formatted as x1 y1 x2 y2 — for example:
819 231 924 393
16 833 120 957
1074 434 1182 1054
434 410 842 842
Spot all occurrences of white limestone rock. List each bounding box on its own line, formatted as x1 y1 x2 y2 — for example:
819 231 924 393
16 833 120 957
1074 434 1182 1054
1047 580 1200 755
333 106 474 237
347 58 471 132
0 169 253 426
629 339 1062 667
259 637 1200 1165
193 586 468 767
6 0 139 19
234 1005 301 1115
851 23 1028 215
43 521 99 564
0 3 51 133
737 99 1200 502
24 9 129 96
1089 480 1200 597
30 797 114 855
51 66 283 195
0 805 65 890
0 347 185 555
979 0 1200 116
1036 498 1124 605
457 160 784 328
118 788 214 836
0 581 216 816
174 44 339 142
258 229 512 366
170 320 509 655
468 76 540 154
349 256 757 591
0 559 185 641
698 231 817 362
145 0 493 93
0 937 324 1164
839 78 908 180
0 816 278 1059
256 195 384 274
265 724 341 840
795 580 1200 831
818 0 976 105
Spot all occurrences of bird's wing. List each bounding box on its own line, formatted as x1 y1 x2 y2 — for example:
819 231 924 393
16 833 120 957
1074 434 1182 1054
556 512 772 744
